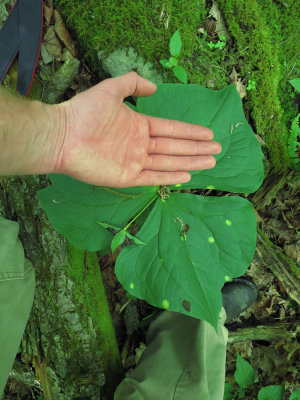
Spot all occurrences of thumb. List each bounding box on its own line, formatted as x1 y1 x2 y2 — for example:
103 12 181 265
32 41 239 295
112 71 157 100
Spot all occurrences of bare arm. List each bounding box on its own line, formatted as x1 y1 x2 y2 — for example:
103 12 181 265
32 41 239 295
0 72 221 187
0 86 64 176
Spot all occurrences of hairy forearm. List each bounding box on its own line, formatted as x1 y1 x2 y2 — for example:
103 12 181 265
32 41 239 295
0 86 65 176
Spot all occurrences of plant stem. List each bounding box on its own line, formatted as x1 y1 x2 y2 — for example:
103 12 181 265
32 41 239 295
123 195 158 231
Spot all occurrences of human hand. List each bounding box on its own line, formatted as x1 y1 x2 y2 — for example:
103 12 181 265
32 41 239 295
55 71 222 188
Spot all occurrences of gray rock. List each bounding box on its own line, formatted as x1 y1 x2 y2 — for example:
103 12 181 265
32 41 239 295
98 46 164 85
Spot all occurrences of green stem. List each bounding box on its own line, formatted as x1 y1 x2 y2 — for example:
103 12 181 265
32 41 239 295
123 195 158 231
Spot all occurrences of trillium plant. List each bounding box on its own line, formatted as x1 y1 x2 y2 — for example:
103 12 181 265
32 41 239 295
38 83 264 331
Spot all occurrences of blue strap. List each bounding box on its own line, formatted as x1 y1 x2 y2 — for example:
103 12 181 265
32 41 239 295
0 0 43 97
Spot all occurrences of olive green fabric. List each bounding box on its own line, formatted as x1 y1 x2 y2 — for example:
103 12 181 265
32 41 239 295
0 216 227 399
0 217 35 398
114 308 228 400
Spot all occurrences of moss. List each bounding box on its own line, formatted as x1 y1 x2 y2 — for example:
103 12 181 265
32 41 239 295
66 242 124 398
53 0 209 80
218 0 294 173
256 0 300 126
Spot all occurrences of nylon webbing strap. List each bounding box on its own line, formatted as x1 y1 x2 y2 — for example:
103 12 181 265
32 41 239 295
0 0 43 97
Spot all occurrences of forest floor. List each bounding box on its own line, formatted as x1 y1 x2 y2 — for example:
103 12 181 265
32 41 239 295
1 0 300 399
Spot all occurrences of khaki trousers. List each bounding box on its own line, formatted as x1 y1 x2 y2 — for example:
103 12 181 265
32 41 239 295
0 217 228 400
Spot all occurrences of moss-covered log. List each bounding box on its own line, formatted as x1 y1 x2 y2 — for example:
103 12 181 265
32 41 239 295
0 175 124 400
227 321 300 344
256 227 300 306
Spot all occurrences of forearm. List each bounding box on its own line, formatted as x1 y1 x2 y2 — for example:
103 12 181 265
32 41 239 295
0 86 65 176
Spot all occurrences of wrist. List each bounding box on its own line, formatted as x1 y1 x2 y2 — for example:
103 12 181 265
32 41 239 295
0 87 67 176
40 101 67 175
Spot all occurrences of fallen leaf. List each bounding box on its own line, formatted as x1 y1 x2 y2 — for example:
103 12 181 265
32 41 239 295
44 0 53 27
284 243 300 263
229 67 247 99
54 10 76 57
42 26 63 62
209 0 230 39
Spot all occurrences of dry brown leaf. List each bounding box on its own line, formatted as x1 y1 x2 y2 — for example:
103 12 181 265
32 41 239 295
254 208 264 224
43 26 63 61
209 1 230 39
44 0 53 26
229 67 247 99
284 243 300 263
54 10 76 57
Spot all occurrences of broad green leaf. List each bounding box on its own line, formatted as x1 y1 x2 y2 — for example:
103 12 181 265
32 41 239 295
111 230 127 254
38 174 158 251
136 83 264 193
290 389 300 400
223 384 235 400
159 59 173 69
289 79 300 93
173 66 187 84
258 385 285 400
169 30 182 57
234 354 255 389
38 83 264 329
115 193 257 330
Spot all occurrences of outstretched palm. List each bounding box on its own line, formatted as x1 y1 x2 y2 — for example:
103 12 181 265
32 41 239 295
57 71 222 188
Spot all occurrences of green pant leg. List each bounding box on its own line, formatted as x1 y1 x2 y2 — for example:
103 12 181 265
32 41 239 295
0 217 35 398
114 308 228 400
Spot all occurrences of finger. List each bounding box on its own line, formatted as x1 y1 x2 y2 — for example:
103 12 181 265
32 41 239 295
106 71 157 100
146 155 216 171
133 170 191 187
149 137 222 155
146 114 214 141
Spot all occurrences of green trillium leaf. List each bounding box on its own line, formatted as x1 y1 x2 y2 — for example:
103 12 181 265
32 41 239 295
38 174 157 251
111 230 127 254
136 83 264 193
38 82 264 329
115 193 257 330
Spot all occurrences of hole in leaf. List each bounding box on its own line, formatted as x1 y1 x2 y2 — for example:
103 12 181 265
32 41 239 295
182 299 191 312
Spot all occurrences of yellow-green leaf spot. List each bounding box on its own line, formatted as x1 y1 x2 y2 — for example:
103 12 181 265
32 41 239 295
175 184 182 187
225 275 231 282
160 258 163 263
208 236 215 243
162 299 170 309
206 185 215 189
225 219 232 226
130 283 134 289
161 199 165 202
